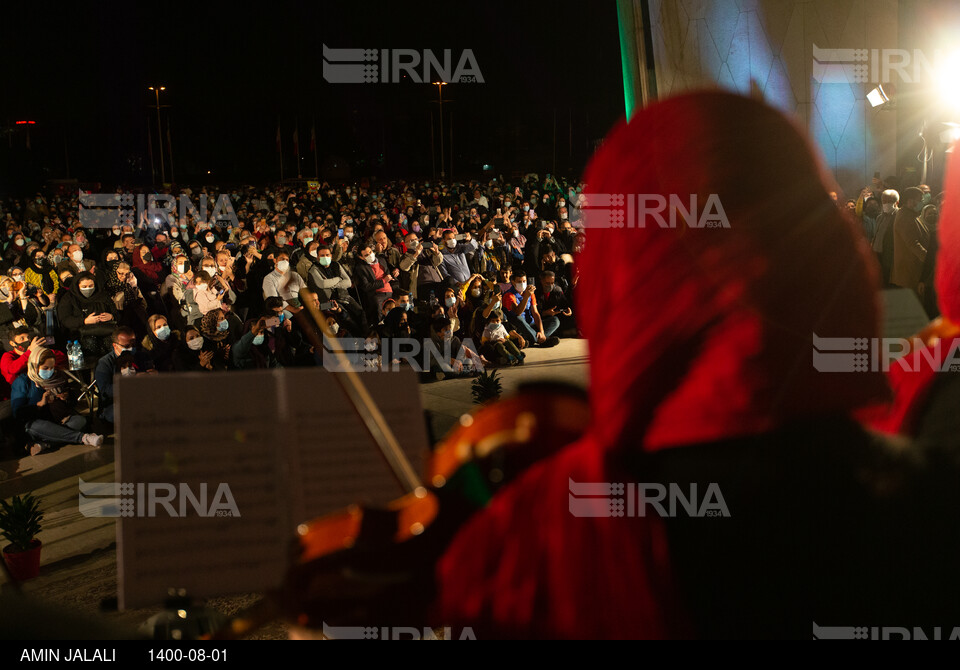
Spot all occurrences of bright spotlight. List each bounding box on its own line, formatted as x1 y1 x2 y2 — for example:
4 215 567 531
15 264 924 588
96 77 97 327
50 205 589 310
937 51 960 110
867 84 890 108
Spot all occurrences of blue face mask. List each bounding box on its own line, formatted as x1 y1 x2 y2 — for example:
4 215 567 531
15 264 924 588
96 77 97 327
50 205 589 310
218 320 229 332
253 333 265 346
38 368 55 380
155 325 171 341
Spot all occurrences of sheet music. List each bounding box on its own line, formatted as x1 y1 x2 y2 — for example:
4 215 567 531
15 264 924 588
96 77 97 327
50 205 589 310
282 368 427 524
115 368 428 610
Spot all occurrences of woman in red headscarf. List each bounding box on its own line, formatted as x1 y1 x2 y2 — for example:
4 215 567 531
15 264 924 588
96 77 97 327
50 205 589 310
432 91 958 638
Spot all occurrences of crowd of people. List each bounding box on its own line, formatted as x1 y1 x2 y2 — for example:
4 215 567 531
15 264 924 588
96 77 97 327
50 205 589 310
846 179 944 317
0 175 585 456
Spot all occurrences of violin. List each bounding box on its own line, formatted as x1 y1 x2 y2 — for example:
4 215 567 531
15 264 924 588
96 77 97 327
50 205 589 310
909 316 960 354
209 292 589 638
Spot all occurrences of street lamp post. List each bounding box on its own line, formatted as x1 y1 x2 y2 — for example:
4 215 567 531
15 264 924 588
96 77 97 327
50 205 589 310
433 82 447 179
149 86 166 184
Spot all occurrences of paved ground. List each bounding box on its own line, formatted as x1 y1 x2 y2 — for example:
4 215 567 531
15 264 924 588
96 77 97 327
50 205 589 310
0 339 588 639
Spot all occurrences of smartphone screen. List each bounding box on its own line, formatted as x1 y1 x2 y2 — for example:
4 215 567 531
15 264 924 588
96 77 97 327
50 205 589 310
265 316 280 328
320 301 334 311
338 229 345 238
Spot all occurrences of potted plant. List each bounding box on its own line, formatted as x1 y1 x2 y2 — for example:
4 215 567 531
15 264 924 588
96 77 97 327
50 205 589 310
0 493 44 581
471 369 503 405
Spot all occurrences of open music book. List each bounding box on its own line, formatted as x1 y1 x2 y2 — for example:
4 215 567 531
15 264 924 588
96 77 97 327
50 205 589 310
113 368 428 610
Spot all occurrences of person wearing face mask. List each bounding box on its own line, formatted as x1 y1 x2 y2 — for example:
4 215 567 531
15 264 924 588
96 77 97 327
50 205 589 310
199 228 220 254
56 272 116 356
174 326 219 371
871 188 900 285
438 228 480 287
57 243 96 278
399 232 444 304
262 251 306 309
232 317 281 370
160 254 193 332
857 195 881 243
481 310 525 367
891 186 930 294
535 270 576 338
3 234 30 270
94 326 156 426
105 261 148 339
502 270 560 348
141 314 180 372
473 229 509 282
198 308 235 368
11 347 104 455
427 316 483 381
24 248 59 298
190 270 229 323
353 242 395 328
2 328 52 389
131 243 166 315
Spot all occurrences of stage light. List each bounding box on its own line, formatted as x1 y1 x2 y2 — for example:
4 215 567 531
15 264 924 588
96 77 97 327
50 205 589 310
867 85 890 108
936 50 960 110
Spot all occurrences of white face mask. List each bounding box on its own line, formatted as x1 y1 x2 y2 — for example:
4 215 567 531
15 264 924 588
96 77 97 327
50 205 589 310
471 288 481 297
120 367 137 377
203 267 216 276
309 250 318 258
206 235 214 243
514 281 527 293
276 260 290 273
186 336 204 351
176 264 186 274
364 253 376 264
72 250 83 262
484 240 494 248
445 239 457 249
330 322 340 334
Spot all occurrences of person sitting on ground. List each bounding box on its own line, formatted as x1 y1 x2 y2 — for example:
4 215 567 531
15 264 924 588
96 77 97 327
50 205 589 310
501 270 560 348
94 326 155 426
11 347 104 454
174 326 220 372
482 310 525 366
1 328 50 386
141 314 180 372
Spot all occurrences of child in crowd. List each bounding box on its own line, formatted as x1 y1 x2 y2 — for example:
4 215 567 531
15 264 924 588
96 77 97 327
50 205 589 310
482 311 525 366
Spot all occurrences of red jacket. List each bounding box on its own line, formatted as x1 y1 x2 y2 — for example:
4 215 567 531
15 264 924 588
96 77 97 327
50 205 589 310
1 348 68 386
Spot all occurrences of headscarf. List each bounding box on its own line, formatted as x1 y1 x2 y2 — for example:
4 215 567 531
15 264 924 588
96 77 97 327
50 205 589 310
26 347 68 392
434 91 888 638
104 260 139 306
28 253 55 293
132 244 164 285
200 308 229 342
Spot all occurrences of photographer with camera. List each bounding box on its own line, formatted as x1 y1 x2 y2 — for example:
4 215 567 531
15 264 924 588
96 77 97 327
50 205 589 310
398 231 443 302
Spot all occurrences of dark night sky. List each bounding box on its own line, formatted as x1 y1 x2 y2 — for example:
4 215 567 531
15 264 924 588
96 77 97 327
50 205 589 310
0 1 624 191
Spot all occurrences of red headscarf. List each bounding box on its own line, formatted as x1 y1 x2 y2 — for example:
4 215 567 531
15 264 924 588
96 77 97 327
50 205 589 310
132 244 164 285
433 91 888 638
868 144 960 435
